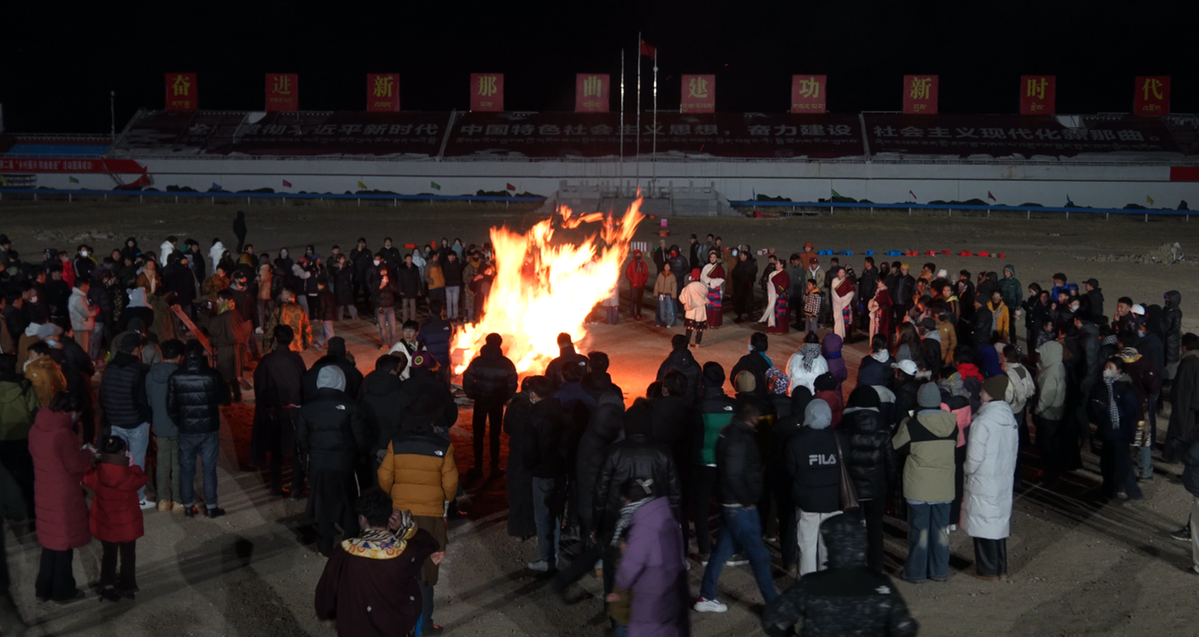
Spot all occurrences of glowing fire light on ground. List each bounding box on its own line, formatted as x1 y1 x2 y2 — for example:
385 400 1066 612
452 200 644 376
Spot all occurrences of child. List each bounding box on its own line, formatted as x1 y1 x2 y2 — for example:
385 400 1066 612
803 279 822 334
84 436 148 602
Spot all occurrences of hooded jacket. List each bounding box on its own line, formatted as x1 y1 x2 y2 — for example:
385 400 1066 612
575 393 626 534
379 419 458 517
1034 341 1067 420
297 368 371 472
961 400 1018 539
998 265 1022 310
0 372 39 441
463 342 518 402
523 397 569 479
762 513 919 637
358 371 412 453
146 361 180 437
842 387 896 502
731 350 773 398
821 334 847 390
23 355 65 410
786 400 844 513
68 287 97 332
1164 291 1182 365
30 409 94 550
656 346 702 402
893 408 958 503
302 338 364 403
1003 361 1036 414
787 343 829 395
84 454 148 543
167 353 227 435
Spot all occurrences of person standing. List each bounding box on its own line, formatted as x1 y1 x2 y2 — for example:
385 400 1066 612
759 261 790 335
892 383 958 583
84 435 147 602
232 211 247 254
624 250 649 320
607 480 690 637
262 287 312 353
522 376 568 572
504 379 538 540
98 334 154 508
830 266 854 340
962 376 1019 580
786 399 844 577
1089 357 1144 501
462 333 518 479
209 289 252 402
29 392 92 604
298 366 370 556
695 399 778 612
418 300 454 386
999 266 1022 343
252 326 308 498
146 339 186 512
841 386 895 574
1034 341 1068 482
396 254 422 326
370 264 398 350
730 251 757 323
67 280 98 358
443 251 464 322
652 263 677 328
679 269 709 348
701 250 726 330
168 340 230 519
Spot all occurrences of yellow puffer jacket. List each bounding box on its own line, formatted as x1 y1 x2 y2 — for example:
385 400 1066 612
377 436 459 517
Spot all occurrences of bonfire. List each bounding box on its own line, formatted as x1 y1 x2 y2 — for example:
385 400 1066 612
452 200 645 375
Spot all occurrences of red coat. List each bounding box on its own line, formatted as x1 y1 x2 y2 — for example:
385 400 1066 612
29 410 93 550
625 259 649 288
84 456 148 543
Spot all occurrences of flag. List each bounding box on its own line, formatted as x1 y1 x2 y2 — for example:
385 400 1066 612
987 191 996 201
282 179 292 188
69 176 79 184
1147 195 1155 205
431 181 441 190
357 180 367 190
506 183 516 191
831 189 842 198
640 40 655 57
909 190 917 200
211 182 222 192
1066 194 1074 206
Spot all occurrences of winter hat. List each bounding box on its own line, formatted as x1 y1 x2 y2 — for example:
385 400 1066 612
937 269 948 279
1086 278 1099 288
982 375 1009 401
804 399 833 430
118 332 143 353
764 367 790 396
24 323 42 338
411 352 440 371
623 401 654 437
848 385 881 409
127 287 149 308
690 268 702 281
734 370 757 393
127 318 147 334
892 359 918 376
919 318 937 332
917 382 942 409
809 257 819 265
633 249 643 256
316 366 347 393
814 372 837 392
36 324 62 340
327 336 347 356
1131 304 1146 316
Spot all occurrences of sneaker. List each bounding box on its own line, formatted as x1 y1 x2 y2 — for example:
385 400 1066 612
527 560 555 572
1171 526 1192 542
693 597 728 613
171 503 186 514
726 553 749 566
157 500 172 512
205 507 226 519
139 499 157 510
696 553 710 566
254 327 263 334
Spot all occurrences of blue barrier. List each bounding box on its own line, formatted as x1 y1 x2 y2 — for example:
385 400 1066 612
730 200 1193 218
0 187 546 204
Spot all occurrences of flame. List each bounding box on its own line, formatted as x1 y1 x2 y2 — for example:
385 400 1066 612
452 200 645 376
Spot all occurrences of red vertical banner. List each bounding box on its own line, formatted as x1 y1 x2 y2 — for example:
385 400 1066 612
680 74 715 113
790 75 827 113
1019 75 1056 115
1133 76 1170 116
575 74 610 112
902 75 938 114
265 73 299 111
367 73 400 112
470 73 504 111
164 73 198 111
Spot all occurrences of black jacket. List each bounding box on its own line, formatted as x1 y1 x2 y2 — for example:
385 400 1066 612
334 265 355 306
857 267 879 304
717 418 763 506
650 395 697 469
656 347 702 402
731 351 772 398
401 370 458 431
441 259 464 287
574 394 626 535
297 387 371 472
99 352 151 428
164 263 196 305
593 433 682 537
303 355 364 404
166 354 228 435
357 371 412 452
1164 291 1182 365
545 344 588 391
462 344 518 402
253 348 306 407
842 407 895 501
372 273 397 309
396 263 422 298
523 397 568 479
786 426 844 513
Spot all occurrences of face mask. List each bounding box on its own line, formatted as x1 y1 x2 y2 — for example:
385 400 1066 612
748 344 754 352
81 251 88 257
1103 369 1119 380
374 259 380 266
1070 304 1080 312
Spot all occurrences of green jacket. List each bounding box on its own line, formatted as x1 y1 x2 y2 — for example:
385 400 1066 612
999 266 1023 310
893 410 958 503
0 377 40 441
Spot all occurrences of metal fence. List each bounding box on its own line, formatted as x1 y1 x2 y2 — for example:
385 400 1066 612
0 187 546 205
728 199 1194 221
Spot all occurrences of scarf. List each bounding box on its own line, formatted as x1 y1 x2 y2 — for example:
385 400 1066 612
1103 377 1120 431
871 349 891 364
1101 334 1118 347
799 343 822 371
611 480 655 547
341 515 418 560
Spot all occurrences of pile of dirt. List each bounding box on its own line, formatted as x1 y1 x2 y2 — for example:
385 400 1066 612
1077 241 1189 265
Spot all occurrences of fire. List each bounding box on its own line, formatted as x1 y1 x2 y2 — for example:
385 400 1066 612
452 200 645 376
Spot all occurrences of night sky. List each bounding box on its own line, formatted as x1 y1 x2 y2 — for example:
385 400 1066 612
1 0 1193 134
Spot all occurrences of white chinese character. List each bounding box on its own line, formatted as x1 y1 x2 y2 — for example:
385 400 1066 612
513 125 535 136
590 124 613 135
315 125 336 135
1034 129 1060 140
1117 129 1144 141
485 124 509 135
414 124 438 135
872 126 897 137
460 124 484 135
564 124 587 135
669 124 691 135
363 124 387 135
538 125 561 135
899 126 924 138
338 125 363 135
800 125 825 136
773 125 797 136
1090 129 1116 141
980 128 1006 139
828 124 853 136
927 127 951 138
955 128 978 138
1007 128 1033 140
619 125 638 135
1062 128 1088 140
695 125 718 135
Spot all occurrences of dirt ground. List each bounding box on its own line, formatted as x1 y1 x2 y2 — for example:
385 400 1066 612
3 199 1199 636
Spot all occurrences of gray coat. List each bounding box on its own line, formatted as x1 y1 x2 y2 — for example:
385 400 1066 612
146 361 180 437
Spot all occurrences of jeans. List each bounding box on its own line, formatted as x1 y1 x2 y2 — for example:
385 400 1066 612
112 423 150 501
156 435 181 505
655 295 676 327
628 286 644 317
805 315 818 333
531 477 563 564
314 320 334 348
376 307 396 347
903 501 950 582
1139 398 1157 480
445 286 461 320
796 508 841 575
179 431 220 509
700 506 779 603
1190 496 1199 572
90 322 105 360
335 304 358 321
296 295 309 316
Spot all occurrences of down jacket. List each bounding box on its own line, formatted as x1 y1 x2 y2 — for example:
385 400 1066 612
84 455 148 543
1034 341 1067 420
378 430 459 518
462 343 518 402
575 394 625 537
717 417 763 507
593 431 682 538
892 410 958 503
297 387 371 472
167 354 228 435
29 410 93 551
100 352 151 429
961 400 1018 540
842 392 897 502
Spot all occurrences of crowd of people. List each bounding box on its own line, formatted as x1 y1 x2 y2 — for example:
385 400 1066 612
0 215 1196 636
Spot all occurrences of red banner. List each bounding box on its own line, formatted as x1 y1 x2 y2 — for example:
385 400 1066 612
791 75 827 113
680 75 716 113
367 73 400 112
1133 76 1170 117
165 73 198 111
0 158 146 174
902 75 938 114
1019 75 1055 115
470 73 504 111
265 73 299 111
575 74 610 113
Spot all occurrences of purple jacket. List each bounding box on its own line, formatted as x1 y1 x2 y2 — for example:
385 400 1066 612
823 334 848 390
614 497 691 637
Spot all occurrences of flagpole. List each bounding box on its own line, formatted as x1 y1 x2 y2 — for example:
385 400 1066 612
652 48 657 195
619 48 625 196
636 32 641 195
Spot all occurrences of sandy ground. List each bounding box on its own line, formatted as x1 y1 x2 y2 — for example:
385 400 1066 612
3 199 1199 636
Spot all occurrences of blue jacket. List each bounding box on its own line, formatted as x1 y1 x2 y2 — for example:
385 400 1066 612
418 318 453 366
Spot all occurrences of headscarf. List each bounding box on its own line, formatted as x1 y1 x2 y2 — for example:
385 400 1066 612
764 367 790 395
1103 375 1120 432
799 343 822 371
